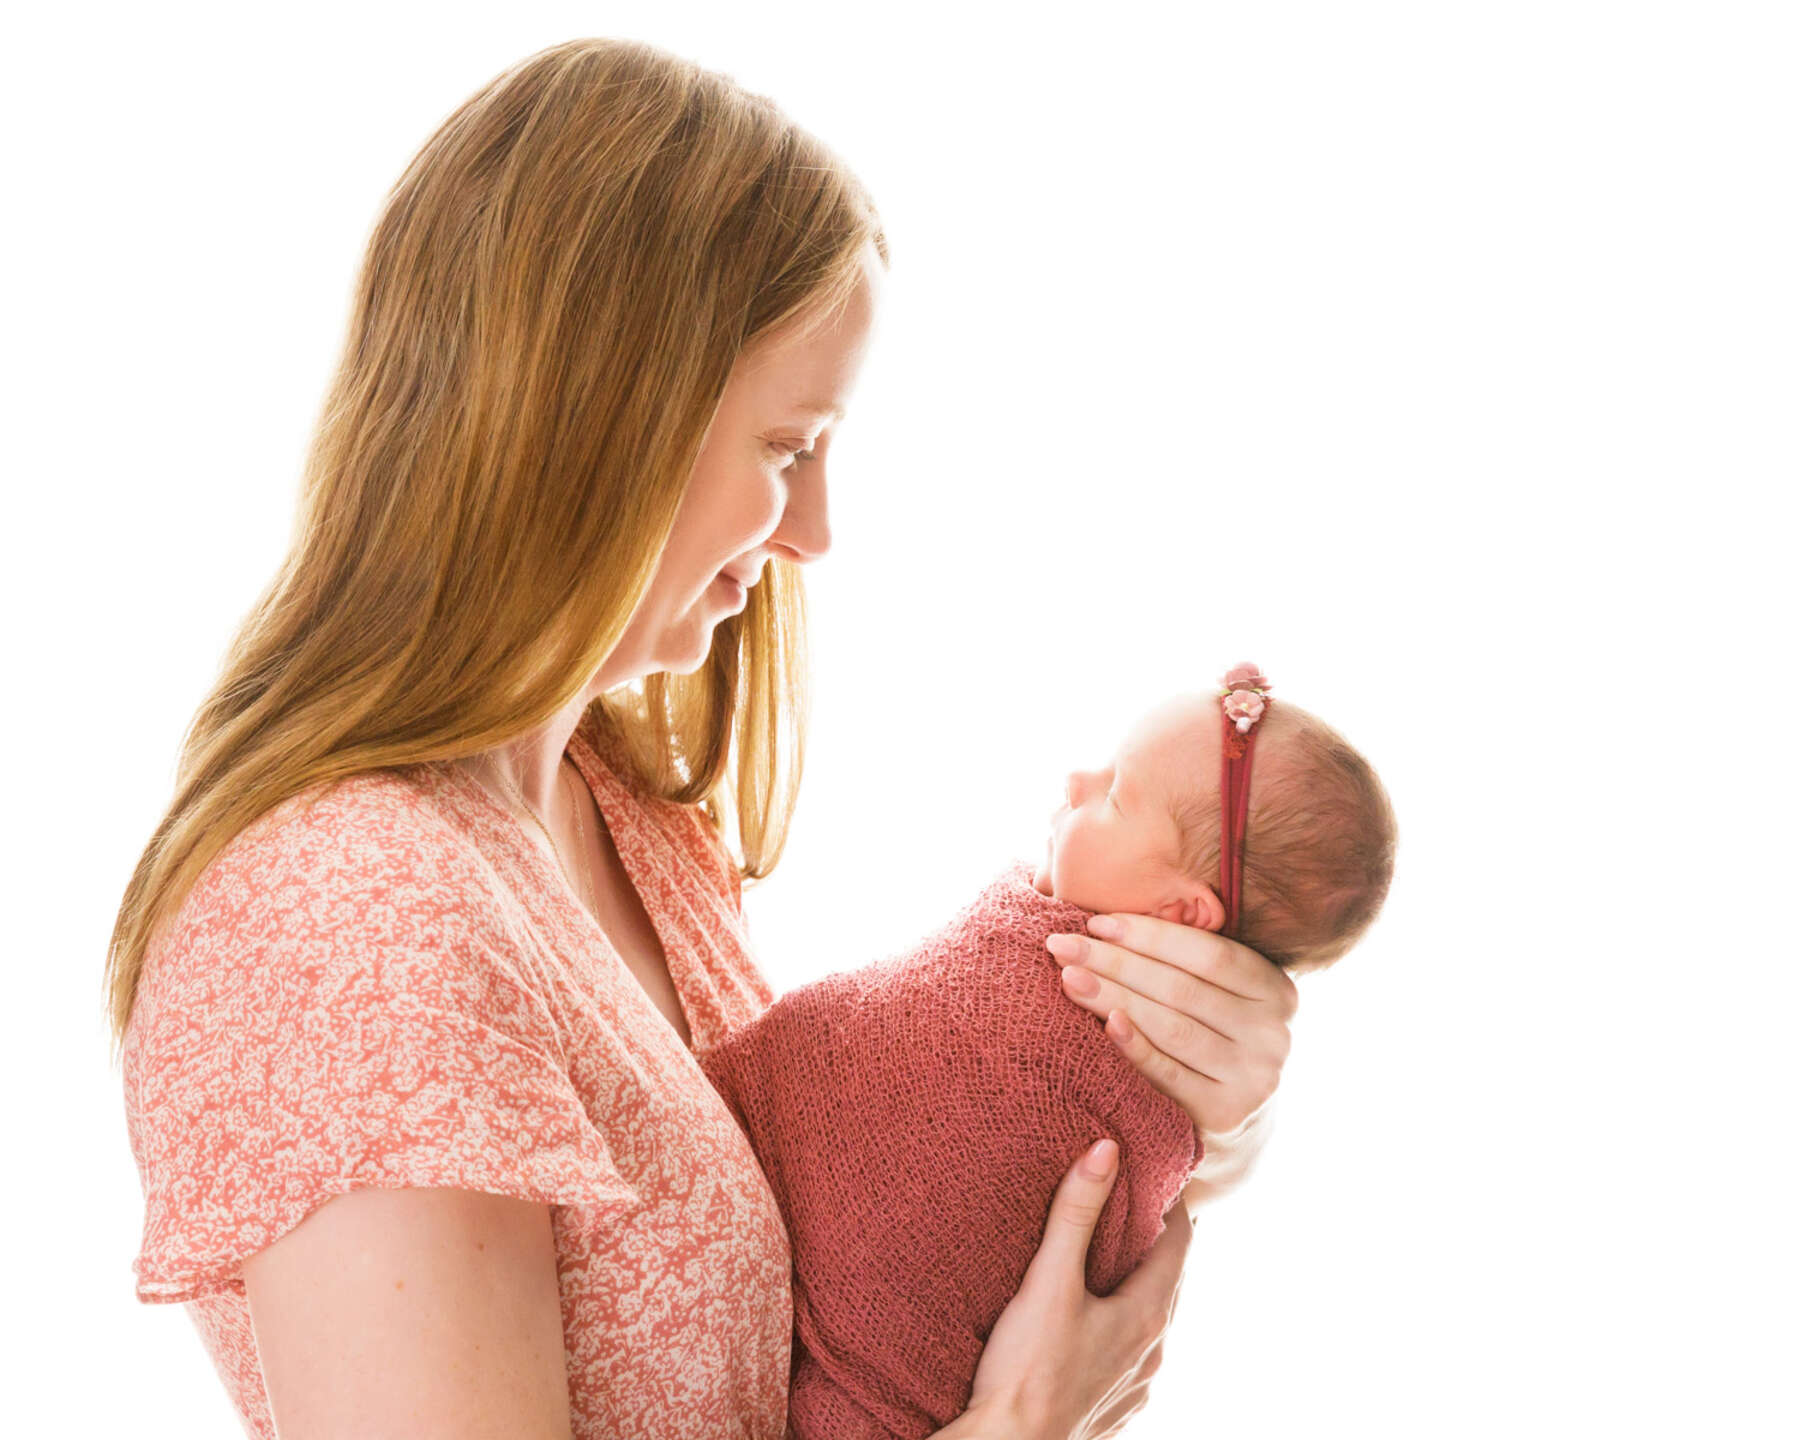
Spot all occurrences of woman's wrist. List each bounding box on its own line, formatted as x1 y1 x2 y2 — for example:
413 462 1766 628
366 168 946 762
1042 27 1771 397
1188 1098 1277 1196
928 1401 1020 1440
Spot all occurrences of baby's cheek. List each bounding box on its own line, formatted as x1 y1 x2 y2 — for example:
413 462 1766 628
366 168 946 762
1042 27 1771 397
1051 833 1117 914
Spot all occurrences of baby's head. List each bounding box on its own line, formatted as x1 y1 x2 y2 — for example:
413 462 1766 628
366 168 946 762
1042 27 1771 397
1031 676 1397 975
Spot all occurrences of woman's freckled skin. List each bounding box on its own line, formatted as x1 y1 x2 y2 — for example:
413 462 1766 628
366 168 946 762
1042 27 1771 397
606 240 883 688
464 240 884 824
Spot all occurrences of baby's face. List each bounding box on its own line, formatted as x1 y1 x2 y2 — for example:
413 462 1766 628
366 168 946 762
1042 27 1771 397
1032 694 1227 931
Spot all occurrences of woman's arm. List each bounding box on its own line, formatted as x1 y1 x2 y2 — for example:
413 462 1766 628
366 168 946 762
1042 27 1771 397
928 1412 1005 1438
1178 1099 1277 1219
243 1187 576 1439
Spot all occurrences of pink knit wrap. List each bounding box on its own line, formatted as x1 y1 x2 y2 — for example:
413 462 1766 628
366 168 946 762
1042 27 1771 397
696 858 1201 1440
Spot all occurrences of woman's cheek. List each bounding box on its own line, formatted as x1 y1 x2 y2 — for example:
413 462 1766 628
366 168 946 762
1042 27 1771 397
753 473 787 534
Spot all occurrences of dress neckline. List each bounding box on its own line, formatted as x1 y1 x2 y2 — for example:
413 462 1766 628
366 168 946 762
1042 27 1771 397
434 720 698 1049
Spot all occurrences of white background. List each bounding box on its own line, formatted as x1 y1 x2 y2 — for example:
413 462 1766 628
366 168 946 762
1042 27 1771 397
6 3 1794 1436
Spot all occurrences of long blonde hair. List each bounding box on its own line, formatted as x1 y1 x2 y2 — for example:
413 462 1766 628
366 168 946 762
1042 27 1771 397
103 37 889 1059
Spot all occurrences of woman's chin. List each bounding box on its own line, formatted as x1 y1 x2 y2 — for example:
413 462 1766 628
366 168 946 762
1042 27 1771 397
660 609 722 673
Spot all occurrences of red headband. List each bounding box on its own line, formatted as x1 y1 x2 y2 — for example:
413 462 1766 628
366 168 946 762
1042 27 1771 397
1217 663 1273 937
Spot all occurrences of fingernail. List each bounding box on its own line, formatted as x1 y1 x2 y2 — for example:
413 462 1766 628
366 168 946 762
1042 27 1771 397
1045 934 1084 961
1087 914 1120 939
1061 965 1099 997
1083 1138 1117 1176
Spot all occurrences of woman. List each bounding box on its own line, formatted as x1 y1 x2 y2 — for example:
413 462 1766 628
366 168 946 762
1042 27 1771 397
107 37 1297 1440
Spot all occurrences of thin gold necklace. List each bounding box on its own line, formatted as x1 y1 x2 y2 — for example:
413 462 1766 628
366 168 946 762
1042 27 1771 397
478 753 599 917
563 760 602 919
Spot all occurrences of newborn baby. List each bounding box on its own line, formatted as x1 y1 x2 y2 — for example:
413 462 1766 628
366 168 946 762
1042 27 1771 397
1030 664 1396 975
696 666 1396 1439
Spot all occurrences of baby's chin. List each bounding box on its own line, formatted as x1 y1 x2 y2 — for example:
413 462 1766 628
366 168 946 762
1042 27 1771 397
1033 846 1173 918
1032 842 1058 897
1032 851 1096 906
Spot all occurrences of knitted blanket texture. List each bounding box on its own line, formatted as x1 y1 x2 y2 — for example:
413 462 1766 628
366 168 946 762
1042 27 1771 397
696 858 1200 1440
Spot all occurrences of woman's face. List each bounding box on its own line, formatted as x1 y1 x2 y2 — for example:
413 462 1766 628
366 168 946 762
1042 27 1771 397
600 241 883 685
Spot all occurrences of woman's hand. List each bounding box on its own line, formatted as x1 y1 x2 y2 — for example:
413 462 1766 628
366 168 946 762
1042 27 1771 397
1047 910 1298 1158
961 1138 1190 1439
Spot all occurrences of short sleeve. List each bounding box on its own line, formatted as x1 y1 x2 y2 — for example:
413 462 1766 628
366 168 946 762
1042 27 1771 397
123 788 640 1306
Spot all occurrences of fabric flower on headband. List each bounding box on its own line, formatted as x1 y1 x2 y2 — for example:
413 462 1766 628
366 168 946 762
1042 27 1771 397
1217 662 1273 734
1215 663 1271 935
1220 663 1271 693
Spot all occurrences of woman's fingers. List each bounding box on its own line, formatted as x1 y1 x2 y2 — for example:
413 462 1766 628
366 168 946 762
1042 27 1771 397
1049 909 1298 1137
1096 1001 1226 1113
1110 910 1299 1015
1061 956 1286 1133
1107 1197 1189 1335
1066 910 1299 1016
1051 940 1285 1058
968 1139 1190 1437
1026 1139 1121 1285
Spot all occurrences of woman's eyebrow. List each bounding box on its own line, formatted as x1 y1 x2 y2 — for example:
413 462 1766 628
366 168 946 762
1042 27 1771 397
790 399 845 423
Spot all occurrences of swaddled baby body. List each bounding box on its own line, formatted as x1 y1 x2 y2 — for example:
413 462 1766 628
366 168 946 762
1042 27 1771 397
696 675 1396 1439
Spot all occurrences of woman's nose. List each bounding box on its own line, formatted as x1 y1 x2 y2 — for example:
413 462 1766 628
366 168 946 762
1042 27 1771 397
768 463 832 565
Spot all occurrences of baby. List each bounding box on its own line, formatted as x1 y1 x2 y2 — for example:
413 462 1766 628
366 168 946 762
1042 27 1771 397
1031 663 1396 976
696 665 1396 1440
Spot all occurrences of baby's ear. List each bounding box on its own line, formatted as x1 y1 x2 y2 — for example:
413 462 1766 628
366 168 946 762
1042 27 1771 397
1155 886 1226 932
1189 884 1226 933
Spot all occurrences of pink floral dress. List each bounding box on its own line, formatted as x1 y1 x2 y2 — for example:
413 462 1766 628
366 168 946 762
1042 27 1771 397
122 713 795 1439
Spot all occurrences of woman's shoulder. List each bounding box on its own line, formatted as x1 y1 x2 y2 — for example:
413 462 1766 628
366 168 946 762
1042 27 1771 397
162 767 475 937
130 767 513 1044
122 763 642 1307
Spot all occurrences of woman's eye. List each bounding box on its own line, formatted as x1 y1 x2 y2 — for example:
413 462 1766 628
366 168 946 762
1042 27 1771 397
768 440 816 468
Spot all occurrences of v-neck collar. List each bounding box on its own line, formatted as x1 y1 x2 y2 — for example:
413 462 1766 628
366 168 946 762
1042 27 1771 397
432 724 700 1050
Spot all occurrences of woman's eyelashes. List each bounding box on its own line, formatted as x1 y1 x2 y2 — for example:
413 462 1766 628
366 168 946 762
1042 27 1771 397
767 439 816 469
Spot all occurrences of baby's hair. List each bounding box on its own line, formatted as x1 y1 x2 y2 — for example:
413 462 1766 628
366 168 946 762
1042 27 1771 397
1169 701 1397 974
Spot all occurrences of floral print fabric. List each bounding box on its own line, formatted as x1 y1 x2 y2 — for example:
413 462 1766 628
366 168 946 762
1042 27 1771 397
122 713 795 1439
